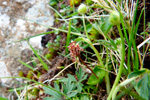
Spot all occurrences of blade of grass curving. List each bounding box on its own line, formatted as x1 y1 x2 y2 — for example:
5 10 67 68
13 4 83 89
0 76 70 99
115 87 145 100
71 0 75 12
64 12 78 19
131 0 139 31
143 0 146 64
18 60 34 70
95 39 117 50
127 0 139 70
57 52 72 59
65 19 71 55
80 38 105 68
107 24 125 100
8 86 25 92
132 8 144 69
120 12 129 44
23 18 84 37
27 40 48 71
14 31 54 43
112 76 137 99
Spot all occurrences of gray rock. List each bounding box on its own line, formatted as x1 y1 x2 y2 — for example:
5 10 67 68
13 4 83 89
0 0 54 98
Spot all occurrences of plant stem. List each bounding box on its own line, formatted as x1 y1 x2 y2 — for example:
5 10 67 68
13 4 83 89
107 25 125 100
105 48 111 94
82 14 90 40
78 55 99 79
112 76 137 99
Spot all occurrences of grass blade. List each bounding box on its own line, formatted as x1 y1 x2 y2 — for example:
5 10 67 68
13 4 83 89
27 40 49 71
18 60 34 70
65 19 71 55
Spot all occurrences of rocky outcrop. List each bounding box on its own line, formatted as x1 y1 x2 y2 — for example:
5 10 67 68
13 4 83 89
0 0 54 98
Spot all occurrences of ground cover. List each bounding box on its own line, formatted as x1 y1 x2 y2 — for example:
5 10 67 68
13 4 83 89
1 0 150 100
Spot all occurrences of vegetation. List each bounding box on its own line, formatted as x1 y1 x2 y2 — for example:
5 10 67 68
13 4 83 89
1 0 150 100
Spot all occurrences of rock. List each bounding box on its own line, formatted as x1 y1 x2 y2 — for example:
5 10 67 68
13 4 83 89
29 35 44 49
0 14 10 30
0 61 11 84
0 0 54 94
25 0 54 32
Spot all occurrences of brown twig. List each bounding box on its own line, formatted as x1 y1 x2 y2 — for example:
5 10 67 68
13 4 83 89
77 55 99 79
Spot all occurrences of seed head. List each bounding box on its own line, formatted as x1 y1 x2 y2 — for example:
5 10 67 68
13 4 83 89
68 41 83 61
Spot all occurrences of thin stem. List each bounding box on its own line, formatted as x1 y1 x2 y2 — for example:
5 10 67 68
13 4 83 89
78 55 99 79
105 48 111 94
142 0 146 69
23 17 84 37
82 14 90 40
107 25 125 100
112 76 137 99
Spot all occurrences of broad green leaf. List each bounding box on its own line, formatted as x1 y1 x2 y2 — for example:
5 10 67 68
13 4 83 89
59 78 68 83
132 73 150 100
128 69 146 78
76 82 83 92
0 97 8 100
43 86 62 99
68 74 76 82
100 19 112 34
76 67 87 82
67 91 78 98
87 66 105 85
54 82 60 91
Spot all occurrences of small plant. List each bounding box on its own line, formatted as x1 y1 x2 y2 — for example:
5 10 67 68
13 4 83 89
13 0 150 100
45 35 61 60
43 67 88 100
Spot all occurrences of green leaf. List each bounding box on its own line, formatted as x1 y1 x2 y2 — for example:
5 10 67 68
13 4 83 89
86 0 93 5
100 18 112 34
43 86 62 99
140 32 149 35
54 82 60 91
27 41 49 71
87 66 105 85
76 67 87 82
132 73 150 100
128 69 146 78
76 82 83 92
67 91 78 98
18 60 34 70
0 97 8 100
59 78 68 83
80 95 90 100
65 19 71 55
68 74 76 82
